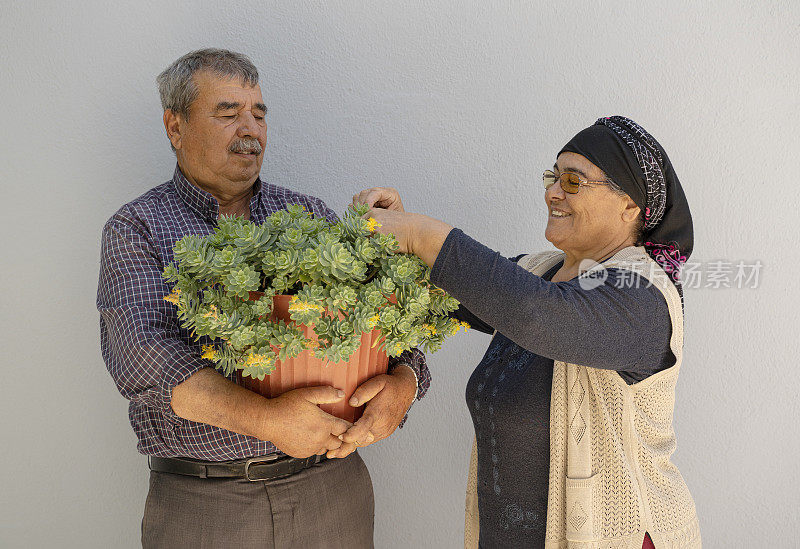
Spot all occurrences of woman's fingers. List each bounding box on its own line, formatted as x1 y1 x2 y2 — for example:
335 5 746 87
362 208 413 253
353 188 385 208
352 187 404 211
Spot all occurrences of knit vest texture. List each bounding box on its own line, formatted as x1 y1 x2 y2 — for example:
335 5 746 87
464 246 701 549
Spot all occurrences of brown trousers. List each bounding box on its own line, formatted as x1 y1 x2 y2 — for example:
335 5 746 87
141 452 374 549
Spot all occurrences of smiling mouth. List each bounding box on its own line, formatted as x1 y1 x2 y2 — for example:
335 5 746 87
550 210 572 218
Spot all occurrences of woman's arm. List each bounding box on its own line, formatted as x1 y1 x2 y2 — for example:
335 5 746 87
361 203 673 376
448 254 527 335
430 229 674 375
451 304 494 335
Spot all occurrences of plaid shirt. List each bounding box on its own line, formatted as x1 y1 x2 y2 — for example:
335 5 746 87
97 164 430 460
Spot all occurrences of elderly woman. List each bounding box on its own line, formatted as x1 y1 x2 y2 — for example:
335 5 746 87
351 117 700 548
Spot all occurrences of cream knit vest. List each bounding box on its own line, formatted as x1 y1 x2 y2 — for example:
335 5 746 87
465 246 701 549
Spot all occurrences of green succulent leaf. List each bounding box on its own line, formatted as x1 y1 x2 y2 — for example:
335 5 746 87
250 289 276 317
223 264 261 299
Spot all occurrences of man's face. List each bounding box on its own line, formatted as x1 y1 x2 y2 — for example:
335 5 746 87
170 70 267 195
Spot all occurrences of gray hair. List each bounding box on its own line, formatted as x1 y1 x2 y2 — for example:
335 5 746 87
157 48 259 151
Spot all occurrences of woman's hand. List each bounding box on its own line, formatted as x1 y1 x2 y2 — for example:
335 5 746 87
353 187 405 212
364 207 415 254
364 207 453 267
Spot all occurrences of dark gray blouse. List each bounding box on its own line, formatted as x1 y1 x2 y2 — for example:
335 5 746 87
430 229 674 548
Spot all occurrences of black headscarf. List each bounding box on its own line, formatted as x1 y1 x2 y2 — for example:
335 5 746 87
558 116 693 302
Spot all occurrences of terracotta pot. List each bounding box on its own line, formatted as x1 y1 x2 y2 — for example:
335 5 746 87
238 293 389 423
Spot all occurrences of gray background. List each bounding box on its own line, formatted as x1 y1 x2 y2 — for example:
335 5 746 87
2 1 798 547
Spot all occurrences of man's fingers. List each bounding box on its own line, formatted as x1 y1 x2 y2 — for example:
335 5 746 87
331 429 374 458
361 431 375 445
328 441 356 459
349 376 387 407
318 434 346 457
329 418 351 437
300 385 346 405
325 435 343 451
340 415 375 444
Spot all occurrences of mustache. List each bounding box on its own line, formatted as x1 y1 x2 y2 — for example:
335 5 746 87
229 138 263 155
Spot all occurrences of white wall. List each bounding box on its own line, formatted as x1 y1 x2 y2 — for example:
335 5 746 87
2 1 798 547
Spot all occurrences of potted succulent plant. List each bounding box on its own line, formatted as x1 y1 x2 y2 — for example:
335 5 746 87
162 203 468 421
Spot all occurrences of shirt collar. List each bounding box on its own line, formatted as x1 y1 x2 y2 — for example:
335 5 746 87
172 163 264 223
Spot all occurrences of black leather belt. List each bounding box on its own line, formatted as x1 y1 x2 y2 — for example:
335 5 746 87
148 453 328 482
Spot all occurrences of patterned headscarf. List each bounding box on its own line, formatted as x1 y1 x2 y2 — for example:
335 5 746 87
558 116 693 303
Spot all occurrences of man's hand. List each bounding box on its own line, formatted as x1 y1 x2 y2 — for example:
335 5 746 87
331 365 417 459
171 369 351 458
353 187 405 211
260 386 352 458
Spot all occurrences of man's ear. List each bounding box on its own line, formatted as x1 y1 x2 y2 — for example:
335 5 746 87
163 109 183 151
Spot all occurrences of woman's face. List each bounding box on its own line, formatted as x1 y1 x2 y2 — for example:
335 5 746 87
545 152 640 256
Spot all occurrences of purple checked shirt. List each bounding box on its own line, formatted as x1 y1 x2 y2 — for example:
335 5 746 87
97 165 430 460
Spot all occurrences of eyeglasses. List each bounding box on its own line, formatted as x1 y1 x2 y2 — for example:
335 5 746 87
542 170 613 194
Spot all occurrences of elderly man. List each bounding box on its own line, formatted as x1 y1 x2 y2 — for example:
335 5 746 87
97 48 429 548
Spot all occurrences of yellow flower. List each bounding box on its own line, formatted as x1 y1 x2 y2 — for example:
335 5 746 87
288 299 325 313
449 318 470 333
369 314 380 324
422 323 438 336
163 288 181 305
366 217 381 233
393 343 404 355
202 305 219 319
201 344 217 360
304 339 319 349
245 352 272 367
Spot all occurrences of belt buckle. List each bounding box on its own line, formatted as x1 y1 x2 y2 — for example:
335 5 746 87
244 453 281 482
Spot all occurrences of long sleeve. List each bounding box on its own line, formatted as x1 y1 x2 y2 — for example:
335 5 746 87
431 229 674 376
385 348 430 428
97 210 210 426
451 305 494 335
449 254 527 335
389 348 430 401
